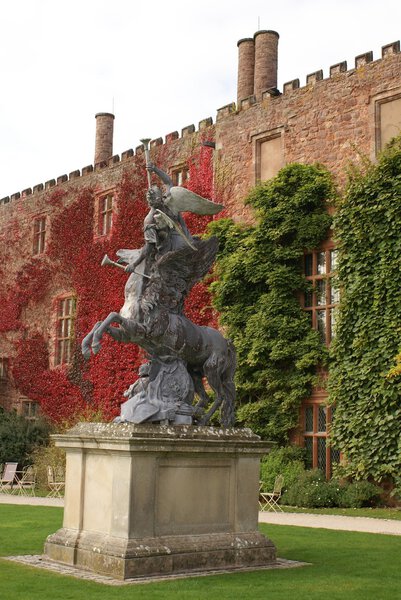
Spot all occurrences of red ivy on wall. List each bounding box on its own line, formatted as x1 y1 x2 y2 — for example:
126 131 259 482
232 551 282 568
6 139 219 424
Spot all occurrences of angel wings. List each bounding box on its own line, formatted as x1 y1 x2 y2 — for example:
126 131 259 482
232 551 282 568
166 187 224 216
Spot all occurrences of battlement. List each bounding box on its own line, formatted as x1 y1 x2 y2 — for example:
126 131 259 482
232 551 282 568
2 35 400 208
0 116 214 207
230 39 401 116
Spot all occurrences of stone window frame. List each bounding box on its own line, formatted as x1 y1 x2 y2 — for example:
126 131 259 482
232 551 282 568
99 193 114 236
53 294 77 367
171 165 190 187
21 398 40 420
94 188 116 240
374 89 401 155
302 399 340 478
32 215 47 255
0 357 9 380
302 243 339 347
252 127 285 184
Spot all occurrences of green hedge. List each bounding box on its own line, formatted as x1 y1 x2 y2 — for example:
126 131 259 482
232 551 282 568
260 446 305 492
281 470 381 508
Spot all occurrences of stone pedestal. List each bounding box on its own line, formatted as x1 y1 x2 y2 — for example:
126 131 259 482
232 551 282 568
45 423 276 580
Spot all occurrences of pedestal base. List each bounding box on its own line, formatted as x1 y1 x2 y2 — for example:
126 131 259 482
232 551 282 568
45 423 276 580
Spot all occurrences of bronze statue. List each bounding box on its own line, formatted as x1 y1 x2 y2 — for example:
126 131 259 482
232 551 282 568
82 143 236 427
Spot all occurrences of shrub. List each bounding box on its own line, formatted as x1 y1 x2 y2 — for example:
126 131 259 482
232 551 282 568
281 469 341 508
281 468 382 508
0 407 51 467
283 469 342 507
260 445 306 493
29 442 66 492
338 480 382 508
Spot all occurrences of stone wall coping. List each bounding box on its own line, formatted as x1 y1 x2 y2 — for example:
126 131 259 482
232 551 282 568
51 423 274 455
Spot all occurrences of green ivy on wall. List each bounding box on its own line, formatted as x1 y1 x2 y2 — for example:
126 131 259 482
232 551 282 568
329 137 401 490
208 163 334 441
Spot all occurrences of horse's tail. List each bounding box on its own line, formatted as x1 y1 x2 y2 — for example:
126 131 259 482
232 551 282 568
220 339 237 428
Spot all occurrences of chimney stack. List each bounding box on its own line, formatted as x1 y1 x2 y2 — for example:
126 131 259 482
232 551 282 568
254 30 279 101
94 112 115 165
237 30 279 105
237 38 255 106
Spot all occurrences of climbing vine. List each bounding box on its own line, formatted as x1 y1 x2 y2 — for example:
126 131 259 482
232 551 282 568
329 136 401 490
208 163 334 441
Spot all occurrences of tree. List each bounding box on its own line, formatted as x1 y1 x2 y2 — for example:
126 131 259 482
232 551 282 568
0 407 51 466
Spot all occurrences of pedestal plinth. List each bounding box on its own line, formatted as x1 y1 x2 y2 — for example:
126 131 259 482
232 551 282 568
45 423 276 580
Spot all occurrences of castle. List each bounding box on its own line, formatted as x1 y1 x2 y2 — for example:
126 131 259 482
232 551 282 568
1 30 400 476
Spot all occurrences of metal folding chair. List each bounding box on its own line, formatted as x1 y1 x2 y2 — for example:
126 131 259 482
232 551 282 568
47 465 65 498
15 465 37 496
259 475 284 512
0 462 19 494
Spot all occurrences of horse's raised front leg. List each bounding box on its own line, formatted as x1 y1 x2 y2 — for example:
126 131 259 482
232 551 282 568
92 312 122 355
105 325 132 344
82 321 103 360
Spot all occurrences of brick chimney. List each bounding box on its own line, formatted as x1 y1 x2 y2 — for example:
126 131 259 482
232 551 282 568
237 37 255 106
253 30 279 101
94 112 115 165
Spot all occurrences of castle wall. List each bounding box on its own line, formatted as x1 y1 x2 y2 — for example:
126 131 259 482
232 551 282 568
216 43 401 220
1 33 400 419
0 121 214 413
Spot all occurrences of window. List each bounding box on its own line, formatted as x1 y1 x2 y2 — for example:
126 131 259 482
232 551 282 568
33 216 46 254
376 94 401 153
22 400 40 420
303 248 339 345
303 403 340 478
0 357 9 380
172 167 189 186
256 135 284 182
55 297 76 366
98 194 113 236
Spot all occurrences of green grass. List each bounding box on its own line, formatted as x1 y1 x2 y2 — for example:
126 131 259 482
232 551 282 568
281 505 401 520
0 504 401 600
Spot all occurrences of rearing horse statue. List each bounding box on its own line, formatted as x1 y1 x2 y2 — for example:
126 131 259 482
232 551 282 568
81 160 236 427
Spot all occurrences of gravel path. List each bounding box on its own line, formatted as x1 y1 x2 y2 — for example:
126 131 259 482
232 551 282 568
2 494 400 535
0 493 63 507
259 510 401 536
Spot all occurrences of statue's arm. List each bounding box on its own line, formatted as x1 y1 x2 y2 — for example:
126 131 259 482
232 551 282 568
125 244 149 272
147 162 174 189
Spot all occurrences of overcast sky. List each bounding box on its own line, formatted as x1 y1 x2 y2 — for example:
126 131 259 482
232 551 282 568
1 0 400 198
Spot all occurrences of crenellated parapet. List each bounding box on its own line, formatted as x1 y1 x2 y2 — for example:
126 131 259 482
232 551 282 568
0 116 214 207
233 38 401 111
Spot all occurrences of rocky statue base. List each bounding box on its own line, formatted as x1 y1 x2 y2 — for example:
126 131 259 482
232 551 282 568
45 423 276 580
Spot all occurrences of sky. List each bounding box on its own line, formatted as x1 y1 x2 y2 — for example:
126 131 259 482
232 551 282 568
1 0 401 199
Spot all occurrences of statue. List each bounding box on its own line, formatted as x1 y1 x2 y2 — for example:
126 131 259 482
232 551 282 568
82 140 236 427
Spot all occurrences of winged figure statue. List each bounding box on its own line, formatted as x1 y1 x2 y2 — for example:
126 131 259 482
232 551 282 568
82 158 236 427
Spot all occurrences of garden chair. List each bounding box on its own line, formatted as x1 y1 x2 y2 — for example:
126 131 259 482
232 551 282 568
15 465 37 496
259 474 284 512
0 462 19 494
47 465 65 498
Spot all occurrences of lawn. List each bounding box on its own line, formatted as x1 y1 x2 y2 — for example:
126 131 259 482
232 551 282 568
0 504 400 600
281 505 401 520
